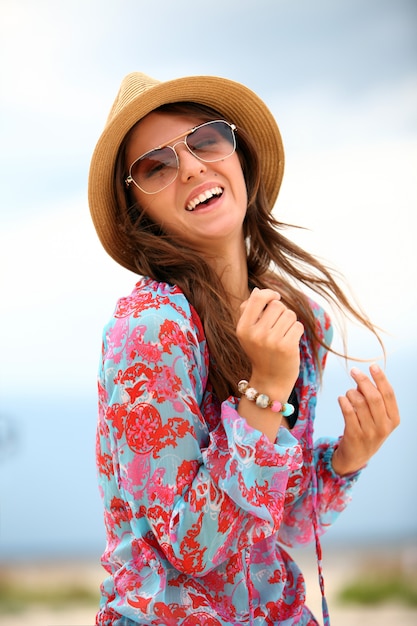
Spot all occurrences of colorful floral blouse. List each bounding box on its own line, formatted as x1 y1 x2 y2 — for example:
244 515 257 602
95 277 360 625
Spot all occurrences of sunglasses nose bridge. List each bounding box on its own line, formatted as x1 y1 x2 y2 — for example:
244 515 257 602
171 138 194 159
171 139 204 169
171 143 208 184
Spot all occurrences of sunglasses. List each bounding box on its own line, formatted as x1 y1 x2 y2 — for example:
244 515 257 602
125 119 237 194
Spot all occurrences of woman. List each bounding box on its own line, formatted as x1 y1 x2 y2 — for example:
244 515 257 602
88 72 399 625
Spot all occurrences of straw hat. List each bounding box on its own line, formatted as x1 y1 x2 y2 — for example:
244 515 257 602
88 72 284 273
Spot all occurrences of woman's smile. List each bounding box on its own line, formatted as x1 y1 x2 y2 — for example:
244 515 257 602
185 184 224 211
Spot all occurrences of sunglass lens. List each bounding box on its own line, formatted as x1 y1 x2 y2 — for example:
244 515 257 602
131 147 177 193
187 121 235 162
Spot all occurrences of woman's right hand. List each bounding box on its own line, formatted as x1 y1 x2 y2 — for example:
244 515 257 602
236 288 304 394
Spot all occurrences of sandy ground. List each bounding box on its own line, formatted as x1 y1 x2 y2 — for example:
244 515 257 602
1 543 416 625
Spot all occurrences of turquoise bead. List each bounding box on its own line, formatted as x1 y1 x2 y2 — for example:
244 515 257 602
282 403 295 417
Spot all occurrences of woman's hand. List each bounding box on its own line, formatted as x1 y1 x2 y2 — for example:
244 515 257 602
332 364 400 476
236 287 304 394
235 288 304 442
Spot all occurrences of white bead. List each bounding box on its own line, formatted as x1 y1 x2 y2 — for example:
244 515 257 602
256 393 270 408
245 387 258 401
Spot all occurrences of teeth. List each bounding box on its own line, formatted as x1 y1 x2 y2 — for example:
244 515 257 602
186 187 223 211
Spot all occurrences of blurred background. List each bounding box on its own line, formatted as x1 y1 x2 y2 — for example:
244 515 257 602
0 0 416 623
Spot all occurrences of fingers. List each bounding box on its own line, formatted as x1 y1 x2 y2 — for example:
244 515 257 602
236 288 303 384
335 364 400 475
369 364 400 428
239 288 303 338
350 365 400 430
337 364 400 449
337 385 375 439
239 287 281 324
342 388 372 426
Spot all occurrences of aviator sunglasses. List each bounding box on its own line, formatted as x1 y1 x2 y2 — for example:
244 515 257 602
125 119 237 194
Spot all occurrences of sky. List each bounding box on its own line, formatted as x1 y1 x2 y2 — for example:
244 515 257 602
0 0 416 557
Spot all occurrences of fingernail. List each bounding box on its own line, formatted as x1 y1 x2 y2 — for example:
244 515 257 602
350 367 361 377
370 363 381 374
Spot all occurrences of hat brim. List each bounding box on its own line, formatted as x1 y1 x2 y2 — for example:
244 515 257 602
88 75 284 273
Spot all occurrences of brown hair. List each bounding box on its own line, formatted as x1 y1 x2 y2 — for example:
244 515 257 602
114 102 381 402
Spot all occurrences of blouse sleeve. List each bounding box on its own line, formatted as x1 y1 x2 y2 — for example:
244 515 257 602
97 285 304 578
278 437 362 547
277 302 362 547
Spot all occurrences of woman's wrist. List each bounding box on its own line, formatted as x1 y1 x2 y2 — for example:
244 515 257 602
236 378 296 442
331 444 366 476
237 394 283 442
238 380 295 416
244 374 296 405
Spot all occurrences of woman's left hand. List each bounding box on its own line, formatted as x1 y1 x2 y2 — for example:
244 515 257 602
332 364 400 476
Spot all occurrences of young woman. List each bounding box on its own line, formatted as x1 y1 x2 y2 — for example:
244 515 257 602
88 72 399 625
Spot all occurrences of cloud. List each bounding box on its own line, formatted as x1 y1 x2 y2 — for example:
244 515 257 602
272 82 417 343
1 105 415 396
0 197 135 393
1 0 416 394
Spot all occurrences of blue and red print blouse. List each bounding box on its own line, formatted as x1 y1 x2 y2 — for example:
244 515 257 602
95 277 360 625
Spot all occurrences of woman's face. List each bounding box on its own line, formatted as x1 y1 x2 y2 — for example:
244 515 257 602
124 111 248 256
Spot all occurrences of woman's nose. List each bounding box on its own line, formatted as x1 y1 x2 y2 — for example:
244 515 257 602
176 144 207 181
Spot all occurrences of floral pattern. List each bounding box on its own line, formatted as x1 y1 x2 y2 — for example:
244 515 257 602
95 278 360 625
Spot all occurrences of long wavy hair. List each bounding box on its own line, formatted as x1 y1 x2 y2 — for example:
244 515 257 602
114 102 381 402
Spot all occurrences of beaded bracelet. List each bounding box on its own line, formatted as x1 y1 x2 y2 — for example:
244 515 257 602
237 379 295 417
